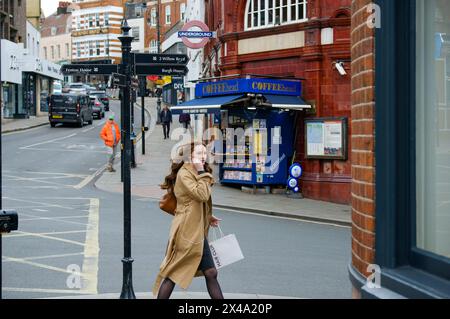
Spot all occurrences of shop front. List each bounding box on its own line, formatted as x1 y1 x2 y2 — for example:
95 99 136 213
0 39 24 119
22 57 63 117
172 77 311 189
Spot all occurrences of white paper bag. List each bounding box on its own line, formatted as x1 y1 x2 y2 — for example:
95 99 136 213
209 226 244 269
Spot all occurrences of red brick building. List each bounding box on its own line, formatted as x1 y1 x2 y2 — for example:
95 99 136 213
203 0 352 204
144 0 186 52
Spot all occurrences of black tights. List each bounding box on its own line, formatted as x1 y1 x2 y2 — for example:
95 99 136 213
157 268 224 299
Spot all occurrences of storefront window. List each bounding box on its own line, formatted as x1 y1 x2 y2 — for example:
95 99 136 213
416 0 450 259
40 77 50 112
2 84 15 118
245 0 307 30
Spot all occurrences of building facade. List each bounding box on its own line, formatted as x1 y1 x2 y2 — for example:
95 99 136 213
26 0 43 29
0 0 27 43
41 2 73 65
144 0 187 53
203 0 352 204
125 2 146 52
71 0 126 66
1 21 63 119
349 0 450 299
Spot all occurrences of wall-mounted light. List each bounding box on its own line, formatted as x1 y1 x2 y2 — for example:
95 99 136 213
333 61 347 76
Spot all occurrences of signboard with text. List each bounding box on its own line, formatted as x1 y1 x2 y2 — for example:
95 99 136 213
305 118 348 160
61 64 118 75
195 78 302 98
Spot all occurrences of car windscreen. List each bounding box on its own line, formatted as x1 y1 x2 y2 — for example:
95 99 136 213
51 95 77 105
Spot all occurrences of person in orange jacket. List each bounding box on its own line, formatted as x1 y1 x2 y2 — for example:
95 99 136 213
100 114 121 172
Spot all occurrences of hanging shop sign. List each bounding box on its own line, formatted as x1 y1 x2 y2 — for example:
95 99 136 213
305 118 348 160
196 78 301 98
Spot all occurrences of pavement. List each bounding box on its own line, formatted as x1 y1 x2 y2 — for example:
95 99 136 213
95 97 351 227
1 116 49 133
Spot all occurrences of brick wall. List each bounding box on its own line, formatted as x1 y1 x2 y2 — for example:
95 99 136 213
350 0 376 281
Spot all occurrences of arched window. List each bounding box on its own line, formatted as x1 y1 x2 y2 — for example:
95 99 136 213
245 0 307 30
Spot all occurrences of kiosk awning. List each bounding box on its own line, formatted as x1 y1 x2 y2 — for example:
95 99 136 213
171 95 245 114
264 95 311 110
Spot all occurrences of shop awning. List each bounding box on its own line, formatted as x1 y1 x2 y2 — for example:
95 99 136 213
264 94 311 110
171 94 245 114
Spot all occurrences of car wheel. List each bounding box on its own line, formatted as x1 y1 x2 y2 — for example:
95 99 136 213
88 118 93 125
79 117 84 128
102 112 105 118
50 122 56 128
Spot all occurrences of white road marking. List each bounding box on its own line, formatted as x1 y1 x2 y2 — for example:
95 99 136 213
3 197 77 210
2 287 92 295
81 198 100 294
6 230 86 238
74 165 106 190
2 256 83 276
2 252 84 263
19 147 108 154
20 133 77 149
32 209 49 212
82 126 96 133
11 231 86 247
20 215 88 222
3 174 78 188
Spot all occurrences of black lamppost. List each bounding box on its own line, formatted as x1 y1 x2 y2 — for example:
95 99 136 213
118 19 136 299
156 0 162 124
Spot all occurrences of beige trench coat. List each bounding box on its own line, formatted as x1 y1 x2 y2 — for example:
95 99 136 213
153 163 214 295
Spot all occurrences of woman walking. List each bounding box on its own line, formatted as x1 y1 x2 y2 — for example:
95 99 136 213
153 142 224 299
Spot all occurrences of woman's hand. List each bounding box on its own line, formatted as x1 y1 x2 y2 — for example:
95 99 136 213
210 215 222 227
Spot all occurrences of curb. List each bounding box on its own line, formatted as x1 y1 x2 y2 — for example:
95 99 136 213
2 121 49 134
213 204 352 227
127 197 351 227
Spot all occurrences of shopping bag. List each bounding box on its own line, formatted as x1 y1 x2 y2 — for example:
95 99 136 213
209 226 244 269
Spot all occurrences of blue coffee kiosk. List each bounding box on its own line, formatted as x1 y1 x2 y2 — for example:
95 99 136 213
172 78 310 187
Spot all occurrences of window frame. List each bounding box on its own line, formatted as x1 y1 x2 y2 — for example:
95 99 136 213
375 0 450 297
244 0 308 31
165 5 171 25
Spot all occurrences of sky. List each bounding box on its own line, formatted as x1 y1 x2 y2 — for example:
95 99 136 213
41 0 67 18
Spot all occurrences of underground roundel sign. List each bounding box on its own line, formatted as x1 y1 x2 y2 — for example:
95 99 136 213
178 20 216 49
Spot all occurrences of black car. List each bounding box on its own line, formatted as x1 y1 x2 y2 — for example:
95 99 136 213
49 94 93 127
90 90 109 111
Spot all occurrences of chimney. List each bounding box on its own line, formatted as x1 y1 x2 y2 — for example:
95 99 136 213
57 2 70 15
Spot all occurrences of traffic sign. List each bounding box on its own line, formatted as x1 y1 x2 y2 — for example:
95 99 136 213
61 64 119 75
135 64 188 76
112 73 126 87
133 53 189 65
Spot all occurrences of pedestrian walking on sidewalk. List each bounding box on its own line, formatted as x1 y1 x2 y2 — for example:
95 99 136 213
153 142 224 299
100 115 121 172
179 112 191 133
160 103 172 140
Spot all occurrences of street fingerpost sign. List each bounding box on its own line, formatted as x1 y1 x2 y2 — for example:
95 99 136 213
133 53 189 65
134 64 188 76
61 64 119 75
112 73 126 87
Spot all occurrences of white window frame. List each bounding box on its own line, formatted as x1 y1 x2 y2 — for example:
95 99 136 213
165 5 171 25
150 8 157 26
150 39 158 53
132 27 140 42
95 13 100 27
104 13 110 26
244 0 308 31
180 3 186 22
51 46 55 59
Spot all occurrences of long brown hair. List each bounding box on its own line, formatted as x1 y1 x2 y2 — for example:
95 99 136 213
161 142 212 191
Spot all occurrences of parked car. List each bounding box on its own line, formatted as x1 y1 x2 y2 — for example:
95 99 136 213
49 93 93 127
90 90 109 111
66 83 89 94
89 95 105 119
52 81 62 94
